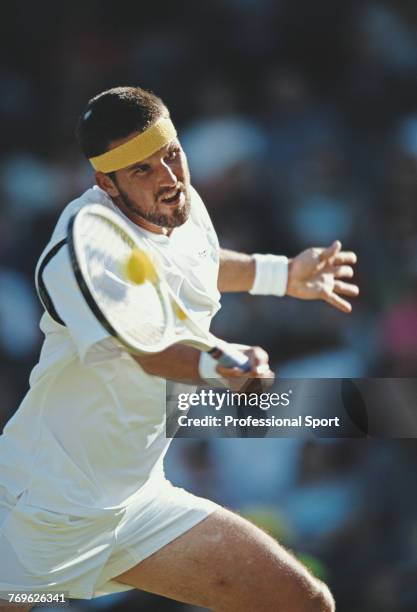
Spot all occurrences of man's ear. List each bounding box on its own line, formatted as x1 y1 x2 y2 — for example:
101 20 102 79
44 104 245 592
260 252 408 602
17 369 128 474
95 171 119 197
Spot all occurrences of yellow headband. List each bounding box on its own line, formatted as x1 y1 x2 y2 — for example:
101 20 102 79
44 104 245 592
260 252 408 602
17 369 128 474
89 116 177 173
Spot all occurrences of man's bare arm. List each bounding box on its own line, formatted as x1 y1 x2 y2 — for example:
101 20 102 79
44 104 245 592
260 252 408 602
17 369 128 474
131 343 273 385
218 249 256 292
218 242 359 313
132 344 203 384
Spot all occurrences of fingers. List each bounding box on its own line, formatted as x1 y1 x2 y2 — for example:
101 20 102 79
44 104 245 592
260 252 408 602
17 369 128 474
217 365 247 378
245 346 274 378
319 240 341 263
331 265 354 278
333 251 357 265
322 274 360 312
217 346 274 379
323 292 353 313
247 346 269 369
319 243 358 269
333 280 359 297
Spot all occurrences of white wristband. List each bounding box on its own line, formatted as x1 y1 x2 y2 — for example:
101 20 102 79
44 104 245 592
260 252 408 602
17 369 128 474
198 351 229 387
249 254 289 297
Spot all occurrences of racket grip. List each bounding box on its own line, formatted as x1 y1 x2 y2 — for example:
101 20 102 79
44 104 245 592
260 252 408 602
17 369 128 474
209 347 252 372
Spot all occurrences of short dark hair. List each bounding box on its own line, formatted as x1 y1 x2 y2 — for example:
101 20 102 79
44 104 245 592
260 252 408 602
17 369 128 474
77 86 168 159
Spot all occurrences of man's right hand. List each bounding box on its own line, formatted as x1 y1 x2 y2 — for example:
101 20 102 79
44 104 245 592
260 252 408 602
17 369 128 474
216 345 275 391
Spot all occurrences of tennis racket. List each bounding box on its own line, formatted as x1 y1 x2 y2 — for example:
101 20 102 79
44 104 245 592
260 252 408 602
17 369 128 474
67 204 251 371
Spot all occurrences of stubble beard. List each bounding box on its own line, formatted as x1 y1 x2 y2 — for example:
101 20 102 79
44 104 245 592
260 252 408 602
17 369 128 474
115 184 191 229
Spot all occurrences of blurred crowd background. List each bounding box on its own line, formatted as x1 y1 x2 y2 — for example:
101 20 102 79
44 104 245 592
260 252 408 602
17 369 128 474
1 1 417 610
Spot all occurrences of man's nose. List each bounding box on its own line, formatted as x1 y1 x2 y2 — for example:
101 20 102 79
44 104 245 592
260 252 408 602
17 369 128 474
158 161 177 187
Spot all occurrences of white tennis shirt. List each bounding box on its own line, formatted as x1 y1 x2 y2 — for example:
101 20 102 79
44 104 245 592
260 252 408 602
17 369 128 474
0 185 220 516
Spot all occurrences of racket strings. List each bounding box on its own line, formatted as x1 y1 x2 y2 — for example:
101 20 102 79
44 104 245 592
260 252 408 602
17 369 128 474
80 213 168 347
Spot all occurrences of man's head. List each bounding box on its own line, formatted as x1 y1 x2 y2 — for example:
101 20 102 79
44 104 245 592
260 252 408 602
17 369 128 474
78 86 191 234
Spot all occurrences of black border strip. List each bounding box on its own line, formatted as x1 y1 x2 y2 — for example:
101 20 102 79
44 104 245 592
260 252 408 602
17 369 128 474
36 238 68 326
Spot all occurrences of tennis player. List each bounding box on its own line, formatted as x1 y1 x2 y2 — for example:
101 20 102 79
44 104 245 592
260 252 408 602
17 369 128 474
0 87 358 611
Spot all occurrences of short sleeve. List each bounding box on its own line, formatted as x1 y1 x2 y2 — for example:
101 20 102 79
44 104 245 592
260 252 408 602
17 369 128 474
42 245 122 364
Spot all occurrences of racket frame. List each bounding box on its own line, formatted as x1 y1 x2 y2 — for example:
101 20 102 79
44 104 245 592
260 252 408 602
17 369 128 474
67 204 250 370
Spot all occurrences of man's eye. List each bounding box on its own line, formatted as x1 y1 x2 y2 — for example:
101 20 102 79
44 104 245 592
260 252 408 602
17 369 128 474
135 165 149 174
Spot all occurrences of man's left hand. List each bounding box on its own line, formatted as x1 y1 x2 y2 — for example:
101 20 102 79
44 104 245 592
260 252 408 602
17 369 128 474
286 240 359 313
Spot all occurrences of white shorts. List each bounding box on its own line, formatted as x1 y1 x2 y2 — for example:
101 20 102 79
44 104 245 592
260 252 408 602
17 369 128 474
0 480 219 599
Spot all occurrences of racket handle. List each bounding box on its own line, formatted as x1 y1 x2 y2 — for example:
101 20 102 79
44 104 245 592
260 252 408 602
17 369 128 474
209 347 252 372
